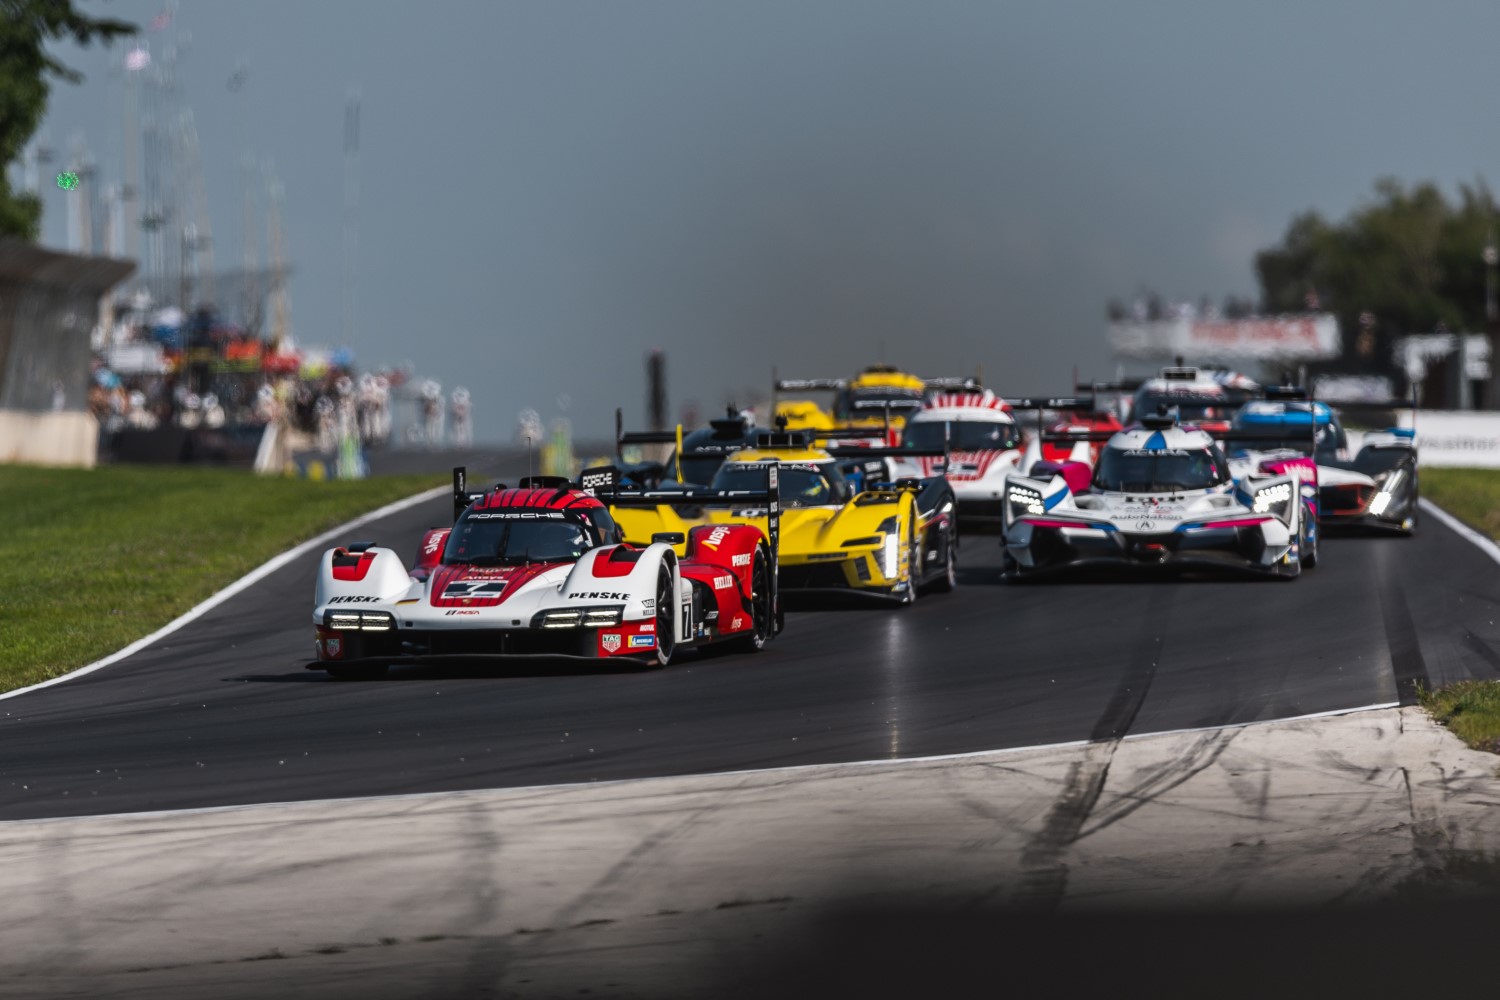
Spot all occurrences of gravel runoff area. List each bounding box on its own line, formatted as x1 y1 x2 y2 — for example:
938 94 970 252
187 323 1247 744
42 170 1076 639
4 704 1500 999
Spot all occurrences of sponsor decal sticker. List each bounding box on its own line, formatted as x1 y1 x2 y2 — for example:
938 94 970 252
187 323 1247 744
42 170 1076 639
641 598 655 610
701 526 732 550
1137 521 1154 531
423 534 444 555
731 553 752 567
441 580 508 600
640 622 655 632
713 575 734 590
729 616 744 630
330 595 379 603
445 609 481 616
601 633 622 653
326 635 342 658
628 634 656 648
469 510 566 520
568 591 629 600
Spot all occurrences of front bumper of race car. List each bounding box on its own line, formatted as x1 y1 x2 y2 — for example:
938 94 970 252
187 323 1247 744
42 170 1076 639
777 544 906 596
1317 483 1416 531
310 614 660 667
1005 518 1295 577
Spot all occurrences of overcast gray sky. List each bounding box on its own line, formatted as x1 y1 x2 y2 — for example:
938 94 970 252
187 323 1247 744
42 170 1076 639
29 0 1500 440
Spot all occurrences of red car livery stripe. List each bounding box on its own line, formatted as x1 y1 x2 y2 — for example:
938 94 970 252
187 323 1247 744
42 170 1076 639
477 487 604 512
917 450 1014 480
924 390 1011 412
331 550 377 582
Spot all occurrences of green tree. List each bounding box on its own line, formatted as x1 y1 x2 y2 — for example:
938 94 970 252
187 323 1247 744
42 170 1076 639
0 0 134 240
1256 178 1498 376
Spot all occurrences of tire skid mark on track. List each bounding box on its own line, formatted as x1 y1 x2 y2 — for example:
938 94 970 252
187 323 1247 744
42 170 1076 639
1011 589 1171 910
524 776 750 945
1377 563 1431 707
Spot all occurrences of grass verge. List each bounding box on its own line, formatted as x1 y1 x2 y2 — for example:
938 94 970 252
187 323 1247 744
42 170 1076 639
1418 680 1500 754
0 465 437 694
1422 468 1500 539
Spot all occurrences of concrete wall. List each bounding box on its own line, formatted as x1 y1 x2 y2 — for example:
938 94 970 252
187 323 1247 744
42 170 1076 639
0 240 135 467
0 410 99 466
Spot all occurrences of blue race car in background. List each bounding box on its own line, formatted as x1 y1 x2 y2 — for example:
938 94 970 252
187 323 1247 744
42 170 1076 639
1231 391 1418 535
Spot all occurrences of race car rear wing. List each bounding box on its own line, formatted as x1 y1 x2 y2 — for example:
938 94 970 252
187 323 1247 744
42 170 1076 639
581 462 784 636
1003 395 1099 444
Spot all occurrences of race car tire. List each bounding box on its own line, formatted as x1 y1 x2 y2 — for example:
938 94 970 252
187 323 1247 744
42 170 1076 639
326 663 389 681
896 516 919 607
928 530 958 593
1300 502 1319 569
651 565 676 668
727 546 772 653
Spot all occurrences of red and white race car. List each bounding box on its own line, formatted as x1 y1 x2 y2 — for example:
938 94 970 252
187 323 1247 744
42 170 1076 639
891 387 1027 527
309 466 781 678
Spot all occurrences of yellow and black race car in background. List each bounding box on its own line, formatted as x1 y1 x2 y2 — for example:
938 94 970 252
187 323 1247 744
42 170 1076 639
774 364 975 443
609 429 958 604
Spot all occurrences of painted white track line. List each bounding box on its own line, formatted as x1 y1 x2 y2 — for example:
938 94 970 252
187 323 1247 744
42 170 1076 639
1419 496 1500 567
0 484 448 703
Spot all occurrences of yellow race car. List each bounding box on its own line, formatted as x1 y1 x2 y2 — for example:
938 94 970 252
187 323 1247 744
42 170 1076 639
773 365 980 442
608 430 959 604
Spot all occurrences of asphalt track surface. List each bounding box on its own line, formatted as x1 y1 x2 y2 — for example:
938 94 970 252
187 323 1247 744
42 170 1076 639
3 483 1499 822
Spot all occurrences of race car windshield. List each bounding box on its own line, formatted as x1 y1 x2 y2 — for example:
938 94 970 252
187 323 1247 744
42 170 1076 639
903 420 1021 451
674 454 728 485
443 515 594 565
712 463 846 507
1135 390 1224 422
1093 448 1228 493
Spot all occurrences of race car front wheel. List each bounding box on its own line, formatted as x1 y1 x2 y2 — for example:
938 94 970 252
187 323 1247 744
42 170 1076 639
929 529 957 594
652 565 676 667
728 545 772 653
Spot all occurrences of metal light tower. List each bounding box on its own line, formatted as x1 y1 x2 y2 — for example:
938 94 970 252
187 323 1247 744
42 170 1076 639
341 91 361 353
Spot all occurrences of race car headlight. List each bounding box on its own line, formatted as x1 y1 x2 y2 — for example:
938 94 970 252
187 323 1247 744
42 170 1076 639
324 610 394 631
1252 482 1293 517
328 611 361 630
582 607 623 627
536 609 583 629
1006 485 1045 519
359 611 394 631
876 516 900 578
1369 469 1403 516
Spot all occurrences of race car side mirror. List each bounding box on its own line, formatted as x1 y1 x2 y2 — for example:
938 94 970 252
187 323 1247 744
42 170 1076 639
652 532 686 545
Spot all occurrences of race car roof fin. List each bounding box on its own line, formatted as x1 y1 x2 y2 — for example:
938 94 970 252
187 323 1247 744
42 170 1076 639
452 467 489 524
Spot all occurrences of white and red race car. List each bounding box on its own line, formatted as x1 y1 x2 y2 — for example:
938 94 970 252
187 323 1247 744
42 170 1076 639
891 387 1027 527
309 466 781 678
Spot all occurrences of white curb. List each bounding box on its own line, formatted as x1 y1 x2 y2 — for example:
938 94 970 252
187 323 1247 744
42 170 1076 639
0 484 449 703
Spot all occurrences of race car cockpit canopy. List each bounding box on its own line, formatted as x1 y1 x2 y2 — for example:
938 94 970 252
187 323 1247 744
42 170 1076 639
1126 367 1229 423
1092 428 1230 494
713 459 850 507
903 418 1020 452
444 509 609 566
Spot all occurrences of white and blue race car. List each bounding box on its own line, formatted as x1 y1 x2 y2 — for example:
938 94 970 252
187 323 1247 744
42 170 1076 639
1000 411 1311 579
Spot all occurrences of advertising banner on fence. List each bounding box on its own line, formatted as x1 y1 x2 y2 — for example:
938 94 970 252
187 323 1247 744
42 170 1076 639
1347 411 1500 468
1108 314 1341 361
